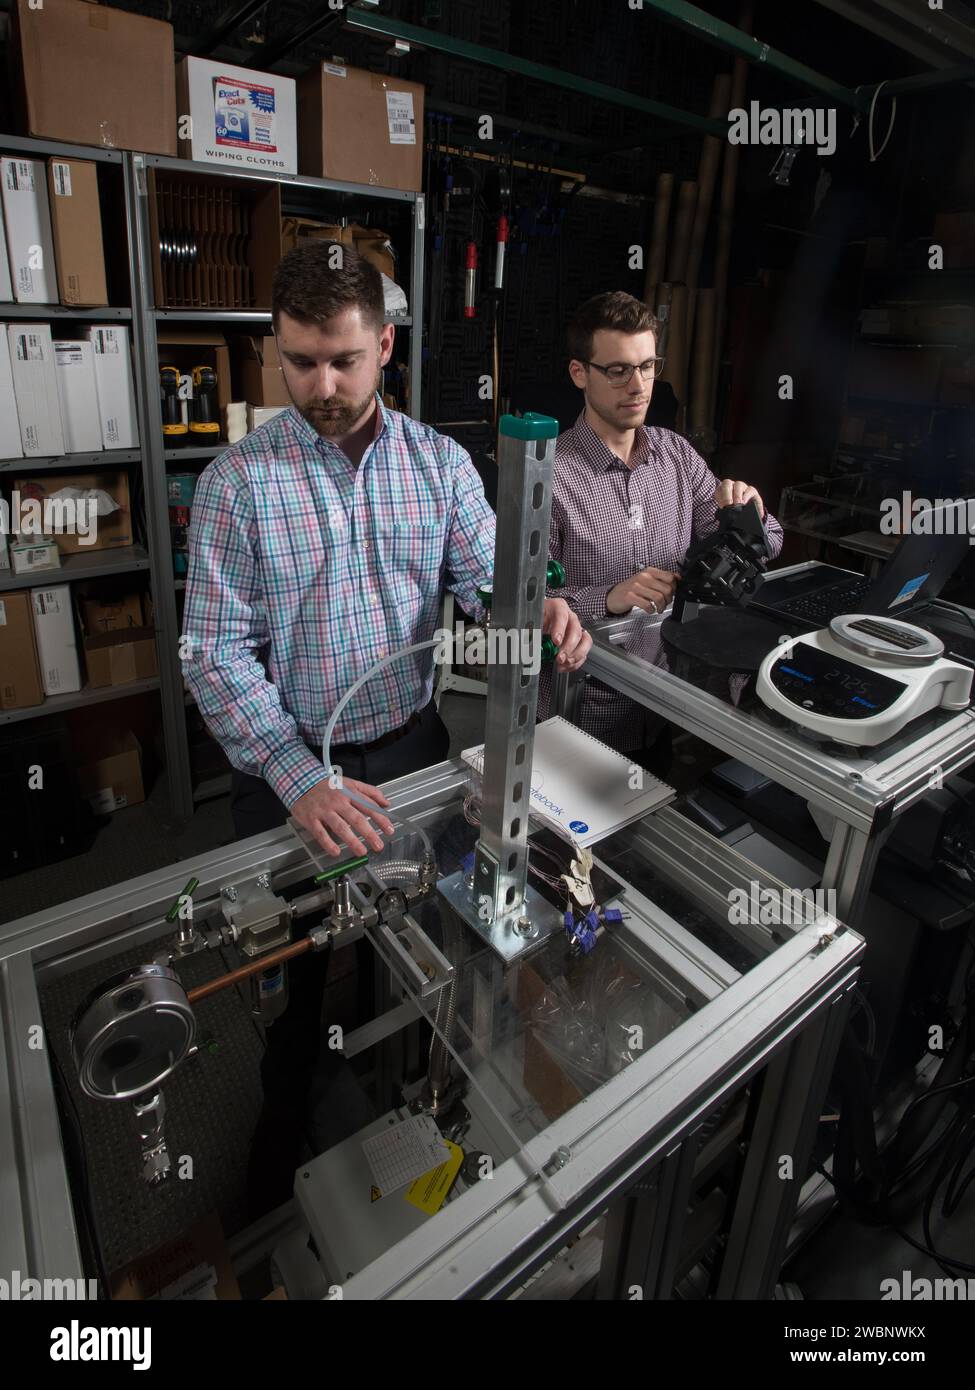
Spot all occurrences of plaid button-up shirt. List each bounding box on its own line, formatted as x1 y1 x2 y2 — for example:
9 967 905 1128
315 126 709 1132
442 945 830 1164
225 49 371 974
182 399 495 809
540 410 784 750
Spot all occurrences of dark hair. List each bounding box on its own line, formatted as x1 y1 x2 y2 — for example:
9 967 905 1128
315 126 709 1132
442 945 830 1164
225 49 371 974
566 291 659 363
271 241 385 332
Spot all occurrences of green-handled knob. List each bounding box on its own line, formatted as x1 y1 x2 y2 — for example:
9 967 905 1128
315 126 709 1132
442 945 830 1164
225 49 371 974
314 855 368 884
546 560 565 589
476 581 493 610
541 634 560 663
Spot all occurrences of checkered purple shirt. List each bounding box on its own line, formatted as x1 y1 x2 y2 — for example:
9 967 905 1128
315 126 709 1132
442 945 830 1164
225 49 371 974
182 399 495 809
540 410 784 749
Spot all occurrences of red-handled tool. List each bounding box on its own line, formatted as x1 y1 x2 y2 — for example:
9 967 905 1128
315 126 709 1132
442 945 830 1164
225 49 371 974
493 214 509 291
464 240 478 319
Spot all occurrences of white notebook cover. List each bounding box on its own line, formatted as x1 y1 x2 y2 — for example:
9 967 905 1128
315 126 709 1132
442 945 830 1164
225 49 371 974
461 716 675 848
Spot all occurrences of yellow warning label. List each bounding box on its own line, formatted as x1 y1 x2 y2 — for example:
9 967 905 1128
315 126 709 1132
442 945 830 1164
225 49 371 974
370 1185 382 1203
404 1140 463 1215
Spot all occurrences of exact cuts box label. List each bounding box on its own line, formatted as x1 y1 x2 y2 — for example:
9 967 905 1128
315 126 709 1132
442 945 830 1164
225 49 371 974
212 76 280 153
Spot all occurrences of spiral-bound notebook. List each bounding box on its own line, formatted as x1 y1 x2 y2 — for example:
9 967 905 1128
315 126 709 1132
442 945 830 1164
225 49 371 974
461 716 675 848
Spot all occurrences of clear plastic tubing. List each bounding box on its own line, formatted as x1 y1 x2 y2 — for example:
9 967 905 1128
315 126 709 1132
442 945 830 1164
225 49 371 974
321 639 441 856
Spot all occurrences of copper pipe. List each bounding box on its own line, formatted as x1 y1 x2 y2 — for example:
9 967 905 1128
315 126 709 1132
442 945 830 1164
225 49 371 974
187 938 313 1005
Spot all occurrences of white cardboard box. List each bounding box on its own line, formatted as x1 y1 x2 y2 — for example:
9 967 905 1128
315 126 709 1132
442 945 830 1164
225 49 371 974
11 537 60 574
32 585 81 695
0 222 12 301
7 323 64 456
87 326 139 449
0 326 23 459
54 340 103 453
247 404 288 432
0 157 58 303
177 57 297 175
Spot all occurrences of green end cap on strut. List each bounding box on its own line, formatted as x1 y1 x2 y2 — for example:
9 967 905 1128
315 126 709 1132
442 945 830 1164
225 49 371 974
476 581 493 607
499 412 559 441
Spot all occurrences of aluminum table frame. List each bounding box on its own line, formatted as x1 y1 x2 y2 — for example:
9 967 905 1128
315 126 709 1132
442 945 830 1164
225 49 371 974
552 571 975 926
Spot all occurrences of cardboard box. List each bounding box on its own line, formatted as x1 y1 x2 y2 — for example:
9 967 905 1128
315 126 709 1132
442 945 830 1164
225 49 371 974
167 473 197 577
848 343 943 406
176 57 297 176
54 340 103 453
0 327 23 459
12 0 177 156
7 323 64 456
231 334 289 406
247 405 287 432
11 537 60 575
280 217 397 280
77 727 144 814
1 157 58 303
12 472 132 555
79 589 158 689
31 585 81 695
111 1213 240 1299
0 222 12 300
157 330 231 433
298 64 424 192
47 159 109 307
147 170 282 310
87 326 139 449
0 531 8 571
82 592 143 635
0 590 44 710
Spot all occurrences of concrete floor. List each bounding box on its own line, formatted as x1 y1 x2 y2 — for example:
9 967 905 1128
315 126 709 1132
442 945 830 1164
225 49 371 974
4 691 973 1300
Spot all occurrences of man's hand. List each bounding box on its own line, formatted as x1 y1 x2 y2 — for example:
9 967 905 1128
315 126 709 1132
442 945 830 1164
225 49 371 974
716 479 765 518
542 597 592 670
606 566 679 616
291 776 395 857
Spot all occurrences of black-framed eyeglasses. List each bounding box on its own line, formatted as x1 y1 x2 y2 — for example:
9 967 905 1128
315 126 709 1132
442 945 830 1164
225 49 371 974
585 358 665 386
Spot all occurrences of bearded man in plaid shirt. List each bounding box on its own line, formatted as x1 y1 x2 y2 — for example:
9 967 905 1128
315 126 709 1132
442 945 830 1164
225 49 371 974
182 243 590 1211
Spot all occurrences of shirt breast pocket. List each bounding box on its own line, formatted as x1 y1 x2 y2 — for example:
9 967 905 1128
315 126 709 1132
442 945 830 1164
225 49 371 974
372 521 444 586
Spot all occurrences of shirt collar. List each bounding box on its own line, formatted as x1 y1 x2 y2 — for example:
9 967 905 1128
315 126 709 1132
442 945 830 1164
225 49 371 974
571 408 652 473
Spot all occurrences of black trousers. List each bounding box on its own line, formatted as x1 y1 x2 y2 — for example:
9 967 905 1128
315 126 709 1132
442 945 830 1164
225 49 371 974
236 702 449 1211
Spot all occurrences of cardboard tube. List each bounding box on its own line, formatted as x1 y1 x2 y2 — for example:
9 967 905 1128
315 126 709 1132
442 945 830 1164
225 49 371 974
710 1 754 431
690 288 717 442
644 172 674 304
686 73 732 344
666 181 697 284
654 280 674 356
660 282 688 428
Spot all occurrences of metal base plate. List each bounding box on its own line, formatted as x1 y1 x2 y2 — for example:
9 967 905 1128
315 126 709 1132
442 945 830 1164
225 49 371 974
436 871 565 963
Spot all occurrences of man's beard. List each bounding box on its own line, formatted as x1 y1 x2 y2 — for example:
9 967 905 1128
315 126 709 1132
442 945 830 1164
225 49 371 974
299 370 381 437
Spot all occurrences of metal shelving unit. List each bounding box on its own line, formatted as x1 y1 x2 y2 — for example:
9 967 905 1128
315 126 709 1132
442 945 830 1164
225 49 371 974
0 677 161 727
0 449 140 473
0 545 149 593
2 132 426 823
0 304 131 320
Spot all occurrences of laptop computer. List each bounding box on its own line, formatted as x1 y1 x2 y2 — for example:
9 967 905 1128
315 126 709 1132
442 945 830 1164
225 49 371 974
749 501 973 630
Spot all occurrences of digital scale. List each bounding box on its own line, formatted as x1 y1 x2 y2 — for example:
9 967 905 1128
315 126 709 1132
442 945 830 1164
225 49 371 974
757 614 973 746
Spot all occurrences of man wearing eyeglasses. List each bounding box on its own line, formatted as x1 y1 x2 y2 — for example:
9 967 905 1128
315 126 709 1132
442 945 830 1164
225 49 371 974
543 290 784 772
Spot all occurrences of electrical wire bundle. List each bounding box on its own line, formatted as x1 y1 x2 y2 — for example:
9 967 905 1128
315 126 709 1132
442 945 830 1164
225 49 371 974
462 794 568 898
826 925 975 1275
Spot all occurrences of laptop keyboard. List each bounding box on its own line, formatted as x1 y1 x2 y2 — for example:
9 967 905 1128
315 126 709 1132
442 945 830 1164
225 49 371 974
777 578 872 625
